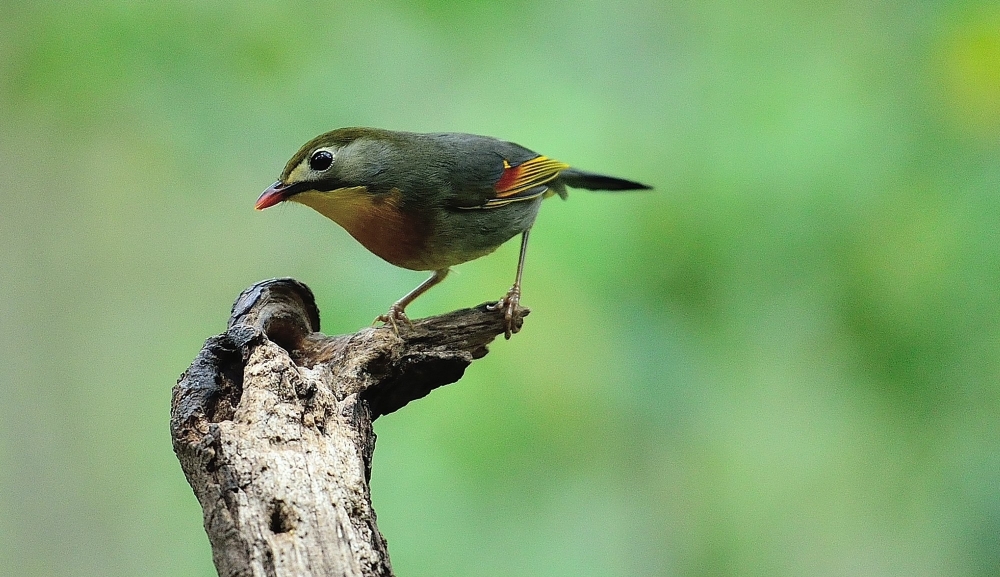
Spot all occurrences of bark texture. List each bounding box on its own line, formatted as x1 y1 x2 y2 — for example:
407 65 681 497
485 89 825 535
171 278 525 577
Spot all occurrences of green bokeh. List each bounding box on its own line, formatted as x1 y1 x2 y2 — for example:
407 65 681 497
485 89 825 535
2 1 998 575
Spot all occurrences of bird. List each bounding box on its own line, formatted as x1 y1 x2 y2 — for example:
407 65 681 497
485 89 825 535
256 127 650 338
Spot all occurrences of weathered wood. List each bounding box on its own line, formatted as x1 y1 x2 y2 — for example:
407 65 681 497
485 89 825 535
171 278 526 577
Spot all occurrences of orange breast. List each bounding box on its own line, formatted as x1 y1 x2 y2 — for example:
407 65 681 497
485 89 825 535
291 187 430 270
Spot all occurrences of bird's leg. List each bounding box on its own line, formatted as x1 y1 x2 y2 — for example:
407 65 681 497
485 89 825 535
376 268 450 332
488 229 530 339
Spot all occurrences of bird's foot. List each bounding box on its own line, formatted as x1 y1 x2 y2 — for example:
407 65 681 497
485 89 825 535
488 285 525 339
374 304 413 334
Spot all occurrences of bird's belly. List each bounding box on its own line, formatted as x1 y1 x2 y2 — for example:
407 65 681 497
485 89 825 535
422 199 541 269
409 242 500 271
294 189 541 272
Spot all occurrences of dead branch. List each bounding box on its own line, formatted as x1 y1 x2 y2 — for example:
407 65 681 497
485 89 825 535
170 278 525 577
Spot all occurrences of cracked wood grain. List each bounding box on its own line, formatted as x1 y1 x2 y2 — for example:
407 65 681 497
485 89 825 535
170 278 526 577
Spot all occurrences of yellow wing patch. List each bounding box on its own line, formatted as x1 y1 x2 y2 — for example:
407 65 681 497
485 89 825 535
494 156 570 198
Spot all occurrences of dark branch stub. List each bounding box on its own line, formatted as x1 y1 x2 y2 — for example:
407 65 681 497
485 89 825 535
170 278 524 577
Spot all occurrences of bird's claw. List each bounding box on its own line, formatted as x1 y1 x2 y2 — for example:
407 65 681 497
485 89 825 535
374 304 413 334
488 285 524 339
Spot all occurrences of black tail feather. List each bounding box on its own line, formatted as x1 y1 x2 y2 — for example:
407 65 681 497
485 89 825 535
559 168 652 191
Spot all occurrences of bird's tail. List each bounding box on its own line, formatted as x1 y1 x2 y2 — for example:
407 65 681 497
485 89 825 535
559 168 652 191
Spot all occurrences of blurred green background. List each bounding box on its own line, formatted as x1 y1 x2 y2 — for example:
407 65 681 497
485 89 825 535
2 0 999 575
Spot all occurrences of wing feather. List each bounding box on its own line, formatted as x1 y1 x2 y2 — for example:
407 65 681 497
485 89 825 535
494 156 570 198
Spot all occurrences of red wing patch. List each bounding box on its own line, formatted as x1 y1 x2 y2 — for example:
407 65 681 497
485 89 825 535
494 156 570 198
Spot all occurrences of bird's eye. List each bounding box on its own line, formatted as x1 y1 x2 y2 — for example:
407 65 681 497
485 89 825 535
309 150 334 171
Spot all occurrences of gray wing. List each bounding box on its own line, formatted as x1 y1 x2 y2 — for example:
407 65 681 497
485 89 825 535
426 133 560 210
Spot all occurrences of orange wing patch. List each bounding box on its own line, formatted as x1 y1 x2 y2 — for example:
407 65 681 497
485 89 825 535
494 156 570 198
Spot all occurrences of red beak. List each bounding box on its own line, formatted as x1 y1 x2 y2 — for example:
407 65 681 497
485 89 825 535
255 181 290 210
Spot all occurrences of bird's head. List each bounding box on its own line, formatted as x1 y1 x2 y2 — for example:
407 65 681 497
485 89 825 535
255 128 386 210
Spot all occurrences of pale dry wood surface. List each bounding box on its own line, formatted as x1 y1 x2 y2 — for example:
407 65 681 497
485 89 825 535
171 278 525 577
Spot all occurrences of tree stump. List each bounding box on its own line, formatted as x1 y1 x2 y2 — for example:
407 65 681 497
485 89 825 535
170 278 525 577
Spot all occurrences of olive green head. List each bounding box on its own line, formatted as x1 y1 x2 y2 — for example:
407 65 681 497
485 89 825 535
255 127 397 209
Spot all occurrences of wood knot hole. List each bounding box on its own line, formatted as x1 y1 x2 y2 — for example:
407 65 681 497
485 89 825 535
269 499 295 534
